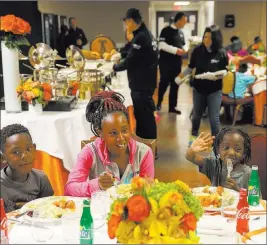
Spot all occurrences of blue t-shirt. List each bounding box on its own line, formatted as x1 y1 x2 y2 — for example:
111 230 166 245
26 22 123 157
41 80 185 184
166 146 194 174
229 72 255 98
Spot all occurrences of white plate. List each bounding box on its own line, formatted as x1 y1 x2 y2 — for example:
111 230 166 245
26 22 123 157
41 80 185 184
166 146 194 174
192 187 239 211
20 196 85 222
214 70 227 76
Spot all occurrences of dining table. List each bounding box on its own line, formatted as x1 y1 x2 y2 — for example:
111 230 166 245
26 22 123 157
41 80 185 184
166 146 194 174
6 197 266 244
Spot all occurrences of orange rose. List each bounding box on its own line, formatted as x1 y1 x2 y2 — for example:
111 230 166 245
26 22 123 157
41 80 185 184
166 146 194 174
23 91 35 102
126 195 150 222
131 176 145 191
14 17 31 34
42 82 52 93
182 213 197 232
43 91 52 102
0 15 16 32
71 82 79 96
107 215 121 239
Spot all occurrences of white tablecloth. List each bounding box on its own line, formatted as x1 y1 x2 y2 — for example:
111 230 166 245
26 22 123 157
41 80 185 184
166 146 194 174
8 213 266 244
1 107 93 171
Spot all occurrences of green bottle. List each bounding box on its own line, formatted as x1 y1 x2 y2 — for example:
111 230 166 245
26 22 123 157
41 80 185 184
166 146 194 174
80 200 94 244
248 165 260 206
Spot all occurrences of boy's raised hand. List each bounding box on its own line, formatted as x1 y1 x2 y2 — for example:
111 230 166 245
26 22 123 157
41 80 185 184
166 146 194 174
190 132 215 153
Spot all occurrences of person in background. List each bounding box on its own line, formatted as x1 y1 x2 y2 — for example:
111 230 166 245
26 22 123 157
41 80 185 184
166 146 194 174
68 17 88 49
229 63 256 99
113 8 158 140
176 25 228 145
247 36 266 54
226 36 249 57
0 124 54 212
64 92 154 197
185 127 252 191
157 12 187 114
56 25 70 59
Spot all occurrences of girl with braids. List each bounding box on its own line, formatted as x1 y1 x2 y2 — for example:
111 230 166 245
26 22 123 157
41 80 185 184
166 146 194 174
185 126 252 191
65 91 154 197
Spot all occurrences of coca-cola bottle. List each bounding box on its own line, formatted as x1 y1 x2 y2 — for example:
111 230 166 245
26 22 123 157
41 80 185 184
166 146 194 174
236 188 250 235
0 199 9 244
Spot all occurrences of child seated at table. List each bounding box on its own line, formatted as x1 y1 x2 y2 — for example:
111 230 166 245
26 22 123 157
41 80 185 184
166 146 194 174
185 126 252 191
229 63 256 99
65 91 154 197
0 124 54 212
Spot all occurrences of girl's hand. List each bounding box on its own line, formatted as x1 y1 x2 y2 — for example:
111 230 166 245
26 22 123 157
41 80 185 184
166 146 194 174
98 173 115 190
223 177 240 192
190 132 215 153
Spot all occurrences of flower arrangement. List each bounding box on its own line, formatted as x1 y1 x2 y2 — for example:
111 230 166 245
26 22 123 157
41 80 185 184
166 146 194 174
107 177 203 244
16 78 52 106
0 14 31 49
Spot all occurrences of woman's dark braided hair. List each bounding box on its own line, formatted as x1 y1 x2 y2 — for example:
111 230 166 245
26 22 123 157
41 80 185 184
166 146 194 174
85 91 128 137
212 126 251 185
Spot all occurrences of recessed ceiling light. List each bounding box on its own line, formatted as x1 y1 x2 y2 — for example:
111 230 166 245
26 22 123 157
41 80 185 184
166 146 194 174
174 1 190 6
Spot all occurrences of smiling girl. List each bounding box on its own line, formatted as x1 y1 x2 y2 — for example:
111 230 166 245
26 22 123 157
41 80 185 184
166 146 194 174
185 127 252 191
65 91 154 197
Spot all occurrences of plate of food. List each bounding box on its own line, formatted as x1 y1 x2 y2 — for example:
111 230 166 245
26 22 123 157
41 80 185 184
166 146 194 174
20 196 84 221
106 184 132 200
192 186 239 211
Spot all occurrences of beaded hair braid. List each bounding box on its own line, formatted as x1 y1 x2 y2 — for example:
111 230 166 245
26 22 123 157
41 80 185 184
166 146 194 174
85 91 128 137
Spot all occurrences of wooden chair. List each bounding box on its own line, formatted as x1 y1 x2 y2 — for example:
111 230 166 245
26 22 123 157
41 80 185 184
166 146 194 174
81 134 157 159
247 132 267 199
222 72 254 126
155 168 211 188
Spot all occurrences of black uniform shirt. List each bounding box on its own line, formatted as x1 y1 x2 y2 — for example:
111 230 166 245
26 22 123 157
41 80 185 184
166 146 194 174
68 27 88 49
159 25 185 70
189 44 229 94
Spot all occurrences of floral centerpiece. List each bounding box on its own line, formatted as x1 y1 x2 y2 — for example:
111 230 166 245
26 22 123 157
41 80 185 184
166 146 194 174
16 78 52 106
0 14 31 49
0 15 31 113
107 177 203 244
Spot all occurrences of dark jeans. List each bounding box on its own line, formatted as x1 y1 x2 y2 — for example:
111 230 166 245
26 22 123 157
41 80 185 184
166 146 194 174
157 66 181 110
192 89 222 136
131 90 157 139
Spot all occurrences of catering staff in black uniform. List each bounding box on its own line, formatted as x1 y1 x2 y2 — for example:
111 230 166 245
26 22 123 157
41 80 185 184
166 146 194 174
176 25 228 145
157 12 187 114
113 8 158 140
68 17 88 49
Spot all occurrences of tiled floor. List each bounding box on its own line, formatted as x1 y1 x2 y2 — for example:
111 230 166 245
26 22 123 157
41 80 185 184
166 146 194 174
154 82 266 181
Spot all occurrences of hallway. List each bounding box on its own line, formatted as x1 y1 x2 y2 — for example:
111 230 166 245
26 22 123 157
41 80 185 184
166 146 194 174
154 83 266 181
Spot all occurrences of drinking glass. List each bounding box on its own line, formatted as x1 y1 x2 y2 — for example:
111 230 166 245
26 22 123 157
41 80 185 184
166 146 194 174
61 212 80 243
31 211 55 243
90 191 108 229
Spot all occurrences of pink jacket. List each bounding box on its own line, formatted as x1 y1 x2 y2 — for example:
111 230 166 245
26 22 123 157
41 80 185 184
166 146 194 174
64 137 154 197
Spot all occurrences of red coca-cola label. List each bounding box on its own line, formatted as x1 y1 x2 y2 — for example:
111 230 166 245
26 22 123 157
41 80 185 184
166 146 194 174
237 207 250 220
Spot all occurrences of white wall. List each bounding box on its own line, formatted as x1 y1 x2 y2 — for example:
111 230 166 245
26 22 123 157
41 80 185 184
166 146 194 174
38 1 149 46
214 0 266 47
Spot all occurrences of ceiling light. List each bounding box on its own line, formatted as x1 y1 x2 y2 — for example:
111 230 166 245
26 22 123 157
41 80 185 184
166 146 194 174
174 1 190 6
